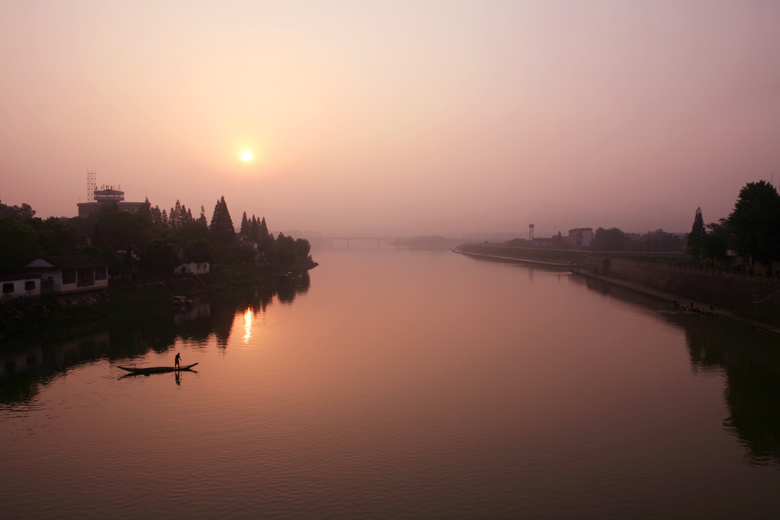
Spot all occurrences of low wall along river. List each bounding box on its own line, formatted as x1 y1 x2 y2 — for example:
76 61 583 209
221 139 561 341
578 255 780 327
455 245 780 329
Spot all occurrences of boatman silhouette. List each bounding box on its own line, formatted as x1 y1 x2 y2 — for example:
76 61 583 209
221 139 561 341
175 352 182 369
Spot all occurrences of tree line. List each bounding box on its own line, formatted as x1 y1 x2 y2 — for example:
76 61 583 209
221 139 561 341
571 181 780 274
0 196 312 277
687 180 780 274
589 228 685 253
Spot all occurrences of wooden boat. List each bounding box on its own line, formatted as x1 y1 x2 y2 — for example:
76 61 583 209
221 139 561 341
117 363 199 374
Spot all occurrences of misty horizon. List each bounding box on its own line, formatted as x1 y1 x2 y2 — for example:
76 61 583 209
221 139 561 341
2 1 778 237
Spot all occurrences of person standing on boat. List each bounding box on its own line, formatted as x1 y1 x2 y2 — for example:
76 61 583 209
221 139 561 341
175 352 182 369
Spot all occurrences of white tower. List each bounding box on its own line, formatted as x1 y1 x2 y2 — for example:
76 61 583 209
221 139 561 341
529 223 535 241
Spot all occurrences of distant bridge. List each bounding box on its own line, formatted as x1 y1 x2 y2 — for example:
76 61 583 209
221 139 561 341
315 236 402 246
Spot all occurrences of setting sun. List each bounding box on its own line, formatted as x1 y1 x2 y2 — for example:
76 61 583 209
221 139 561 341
241 151 252 162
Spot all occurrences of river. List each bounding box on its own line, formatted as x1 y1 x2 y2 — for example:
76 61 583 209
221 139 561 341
2 242 780 519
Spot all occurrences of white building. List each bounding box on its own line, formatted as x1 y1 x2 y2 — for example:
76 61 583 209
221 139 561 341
1 274 41 301
25 255 109 294
176 262 210 275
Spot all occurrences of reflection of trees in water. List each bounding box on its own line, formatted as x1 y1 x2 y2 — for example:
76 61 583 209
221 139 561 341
0 334 110 407
0 372 45 407
723 359 780 467
277 273 310 303
671 313 780 467
0 276 311 405
575 273 780 467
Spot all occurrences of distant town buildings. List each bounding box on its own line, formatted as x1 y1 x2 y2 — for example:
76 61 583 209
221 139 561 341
568 228 593 248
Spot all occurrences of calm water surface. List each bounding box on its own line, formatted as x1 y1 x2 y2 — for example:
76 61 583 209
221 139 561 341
2 243 780 519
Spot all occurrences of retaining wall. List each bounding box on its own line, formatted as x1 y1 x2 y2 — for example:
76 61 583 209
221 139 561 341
576 255 780 326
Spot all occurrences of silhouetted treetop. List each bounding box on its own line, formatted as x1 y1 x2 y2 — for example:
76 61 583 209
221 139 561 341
210 196 235 245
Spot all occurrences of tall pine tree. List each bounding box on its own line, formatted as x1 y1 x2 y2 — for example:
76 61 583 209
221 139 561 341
687 207 706 261
240 212 250 236
209 196 235 245
259 217 268 238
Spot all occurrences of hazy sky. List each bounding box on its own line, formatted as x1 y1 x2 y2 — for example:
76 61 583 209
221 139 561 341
2 1 778 237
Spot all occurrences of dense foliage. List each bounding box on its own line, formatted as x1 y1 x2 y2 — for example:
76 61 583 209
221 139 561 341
687 181 780 273
0 196 313 277
687 207 706 260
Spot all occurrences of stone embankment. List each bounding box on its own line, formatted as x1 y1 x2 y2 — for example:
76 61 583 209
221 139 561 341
454 245 780 332
575 255 780 329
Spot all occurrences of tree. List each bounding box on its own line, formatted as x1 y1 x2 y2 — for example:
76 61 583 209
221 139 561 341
0 199 36 219
183 238 218 263
141 239 179 273
137 197 152 223
688 207 706 261
0 217 43 273
591 227 627 251
178 220 220 263
249 215 259 242
240 212 250 236
150 205 163 229
209 196 235 245
91 211 151 251
294 238 311 259
275 232 296 262
170 200 182 231
29 217 86 255
259 217 268 238
728 181 780 273
700 218 731 266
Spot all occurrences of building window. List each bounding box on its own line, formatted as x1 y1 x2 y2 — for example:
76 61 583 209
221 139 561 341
63 269 76 284
95 267 107 280
25 280 35 291
77 268 95 286
2 283 14 293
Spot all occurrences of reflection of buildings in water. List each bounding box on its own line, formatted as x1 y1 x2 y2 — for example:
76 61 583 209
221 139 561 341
0 332 110 377
173 303 211 326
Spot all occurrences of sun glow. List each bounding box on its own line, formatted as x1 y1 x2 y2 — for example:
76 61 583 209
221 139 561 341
241 151 252 162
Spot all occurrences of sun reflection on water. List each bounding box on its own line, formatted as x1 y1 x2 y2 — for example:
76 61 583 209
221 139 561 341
243 308 253 345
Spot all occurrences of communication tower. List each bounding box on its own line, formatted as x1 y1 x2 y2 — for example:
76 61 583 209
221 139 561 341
87 171 96 201
529 223 535 241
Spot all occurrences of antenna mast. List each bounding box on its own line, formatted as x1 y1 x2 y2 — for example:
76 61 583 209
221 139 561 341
87 171 96 201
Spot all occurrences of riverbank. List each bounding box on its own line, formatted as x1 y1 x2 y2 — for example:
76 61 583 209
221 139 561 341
453 244 585 266
454 244 780 336
573 270 780 336
0 258 317 340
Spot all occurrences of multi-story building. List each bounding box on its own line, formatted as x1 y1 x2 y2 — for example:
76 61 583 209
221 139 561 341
568 228 593 248
77 186 145 217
